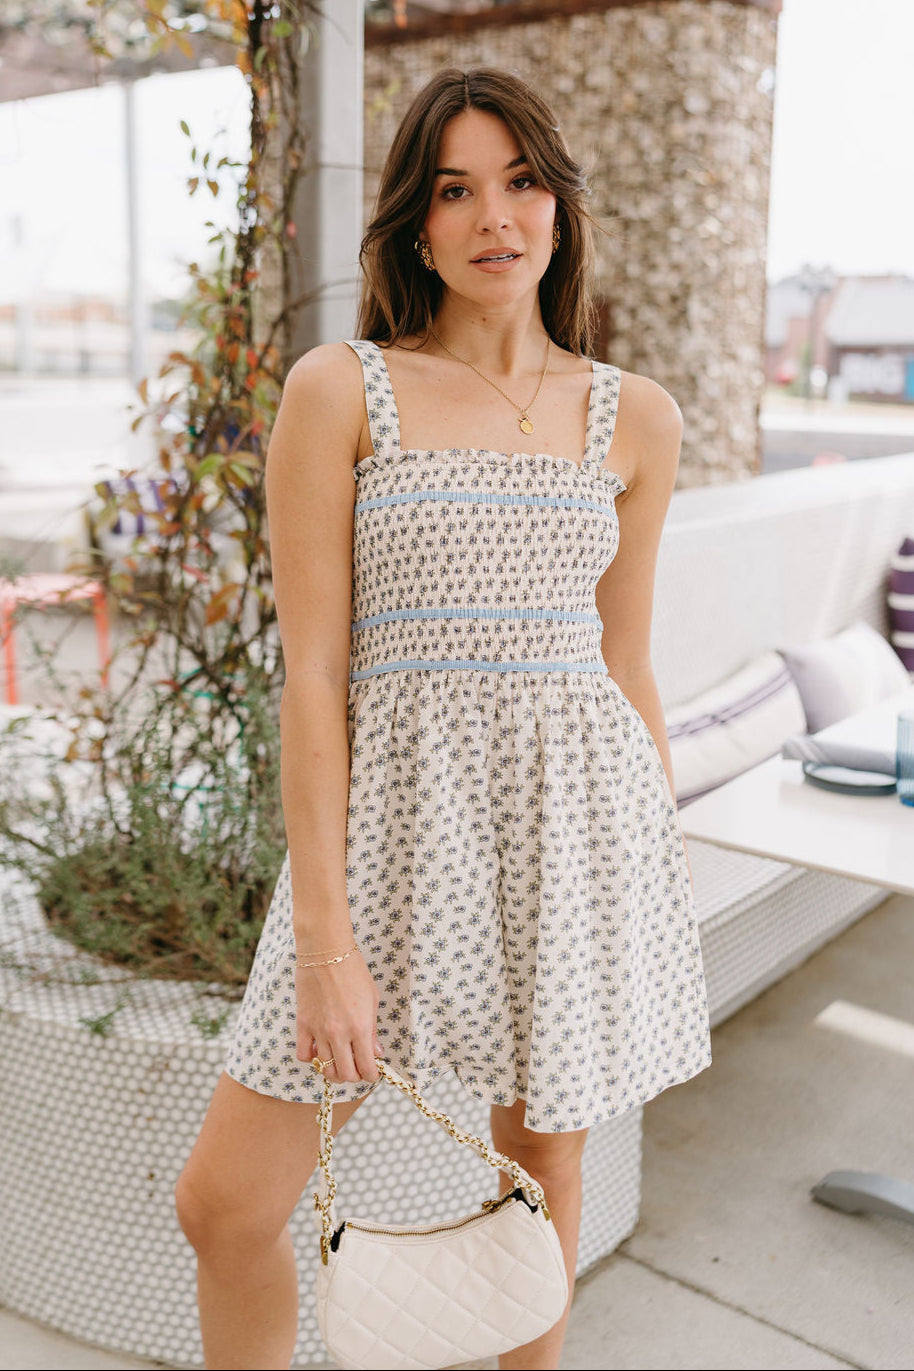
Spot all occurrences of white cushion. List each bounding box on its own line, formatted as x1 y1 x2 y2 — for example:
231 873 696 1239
665 651 806 805
781 620 911 733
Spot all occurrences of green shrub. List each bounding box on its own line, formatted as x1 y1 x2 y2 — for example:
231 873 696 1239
0 2 324 1008
0 669 284 989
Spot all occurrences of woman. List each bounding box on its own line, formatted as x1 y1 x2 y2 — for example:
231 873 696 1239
176 67 711 1371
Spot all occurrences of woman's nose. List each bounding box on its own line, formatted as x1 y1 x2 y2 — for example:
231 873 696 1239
475 188 511 234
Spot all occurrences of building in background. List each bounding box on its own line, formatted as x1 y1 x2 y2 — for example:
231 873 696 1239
825 276 914 404
0 293 196 377
766 273 914 404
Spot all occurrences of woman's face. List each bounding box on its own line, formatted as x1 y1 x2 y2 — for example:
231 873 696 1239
420 108 557 311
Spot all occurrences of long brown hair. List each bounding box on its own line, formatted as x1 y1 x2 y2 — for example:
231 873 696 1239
358 68 597 356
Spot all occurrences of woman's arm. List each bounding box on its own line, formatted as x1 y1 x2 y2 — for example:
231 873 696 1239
265 341 380 1081
594 372 682 798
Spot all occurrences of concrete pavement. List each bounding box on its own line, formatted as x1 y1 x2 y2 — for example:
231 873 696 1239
3 891 913 1369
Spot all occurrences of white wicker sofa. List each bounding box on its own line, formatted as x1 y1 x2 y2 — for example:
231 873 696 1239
2 454 913 1368
654 451 914 1027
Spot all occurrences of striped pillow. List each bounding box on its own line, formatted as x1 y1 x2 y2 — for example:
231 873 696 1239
889 536 914 671
666 652 807 806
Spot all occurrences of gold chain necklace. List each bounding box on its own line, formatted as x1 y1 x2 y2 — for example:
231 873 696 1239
430 330 550 436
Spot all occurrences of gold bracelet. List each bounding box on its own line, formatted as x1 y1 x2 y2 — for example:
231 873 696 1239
296 944 358 970
294 943 352 962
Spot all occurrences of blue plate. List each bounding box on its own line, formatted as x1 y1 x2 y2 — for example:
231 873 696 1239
802 762 897 796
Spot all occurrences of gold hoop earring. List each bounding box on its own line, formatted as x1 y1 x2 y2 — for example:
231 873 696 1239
415 240 435 272
551 223 561 256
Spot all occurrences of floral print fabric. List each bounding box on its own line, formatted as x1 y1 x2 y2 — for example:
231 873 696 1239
226 341 711 1132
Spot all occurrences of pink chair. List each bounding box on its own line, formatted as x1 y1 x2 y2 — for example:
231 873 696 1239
0 574 110 706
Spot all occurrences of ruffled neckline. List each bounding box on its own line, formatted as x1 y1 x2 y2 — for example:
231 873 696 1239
353 445 627 497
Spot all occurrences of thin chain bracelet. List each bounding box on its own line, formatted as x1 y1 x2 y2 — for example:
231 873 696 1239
295 943 354 962
296 944 358 970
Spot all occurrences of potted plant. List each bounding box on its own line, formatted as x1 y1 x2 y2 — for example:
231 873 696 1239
0 4 330 1365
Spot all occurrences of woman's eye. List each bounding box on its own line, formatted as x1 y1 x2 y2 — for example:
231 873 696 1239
511 175 535 191
441 184 468 201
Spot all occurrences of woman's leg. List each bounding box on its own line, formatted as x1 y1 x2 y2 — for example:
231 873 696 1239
175 1072 366 1371
490 1100 589 1371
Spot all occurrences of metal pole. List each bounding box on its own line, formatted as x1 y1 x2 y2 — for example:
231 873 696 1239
124 79 148 386
10 215 35 373
804 288 816 401
289 0 365 356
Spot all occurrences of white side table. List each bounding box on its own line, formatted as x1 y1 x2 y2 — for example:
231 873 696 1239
681 688 914 1224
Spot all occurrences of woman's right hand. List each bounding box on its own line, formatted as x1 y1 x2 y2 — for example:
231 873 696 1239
295 949 382 1084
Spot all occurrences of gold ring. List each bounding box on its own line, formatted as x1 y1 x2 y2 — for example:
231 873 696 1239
311 1055 335 1073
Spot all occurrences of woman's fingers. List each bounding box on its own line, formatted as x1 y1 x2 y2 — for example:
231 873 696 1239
310 1035 380 1084
311 1039 336 1076
308 1039 333 1072
327 1041 359 1082
354 1039 382 1082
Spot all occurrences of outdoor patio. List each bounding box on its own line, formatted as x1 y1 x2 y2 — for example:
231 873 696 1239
2 882 912 1370
5 419 914 1371
2 5 914 1369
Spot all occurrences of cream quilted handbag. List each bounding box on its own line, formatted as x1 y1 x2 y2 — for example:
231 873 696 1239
312 1059 569 1371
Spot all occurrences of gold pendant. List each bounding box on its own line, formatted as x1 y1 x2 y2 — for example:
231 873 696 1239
519 416 534 435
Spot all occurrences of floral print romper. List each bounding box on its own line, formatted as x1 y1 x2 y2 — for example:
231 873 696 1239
226 340 712 1132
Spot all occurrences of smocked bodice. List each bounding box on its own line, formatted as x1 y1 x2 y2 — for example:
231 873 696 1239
347 342 626 682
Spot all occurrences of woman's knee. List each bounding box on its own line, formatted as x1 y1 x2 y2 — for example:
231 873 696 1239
490 1103 588 1189
174 1071 336 1257
174 1157 288 1258
173 1165 211 1251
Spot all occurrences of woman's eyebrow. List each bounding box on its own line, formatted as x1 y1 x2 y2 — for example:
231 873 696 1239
433 155 529 178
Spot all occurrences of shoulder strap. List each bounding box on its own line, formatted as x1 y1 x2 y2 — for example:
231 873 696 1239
312 1060 549 1258
343 339 401 459
582 361 623 476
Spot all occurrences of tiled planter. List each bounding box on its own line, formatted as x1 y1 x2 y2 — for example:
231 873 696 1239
0 877 642 1367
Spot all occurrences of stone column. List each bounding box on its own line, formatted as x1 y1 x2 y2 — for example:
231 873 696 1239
364 1 780 485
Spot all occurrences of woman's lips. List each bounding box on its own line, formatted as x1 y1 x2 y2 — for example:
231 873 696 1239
471 252 522 273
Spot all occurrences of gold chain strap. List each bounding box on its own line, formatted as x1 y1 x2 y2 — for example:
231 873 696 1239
312 1060 549 1263
314 1072 338 1263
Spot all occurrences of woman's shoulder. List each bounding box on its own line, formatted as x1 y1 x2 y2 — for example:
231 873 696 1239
615 367 682 439
284 341 364 390
280 342 367 420
611 367 683 491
